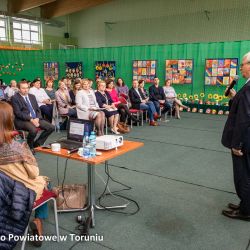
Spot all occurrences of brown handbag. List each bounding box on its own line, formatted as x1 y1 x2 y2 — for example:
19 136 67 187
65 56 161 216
117 122 130 133
52 184 87 210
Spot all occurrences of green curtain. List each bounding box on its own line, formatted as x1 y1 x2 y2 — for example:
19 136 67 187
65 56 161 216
0 40 249 96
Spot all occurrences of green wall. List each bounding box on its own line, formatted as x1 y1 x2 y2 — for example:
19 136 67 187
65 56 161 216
0 40 249 97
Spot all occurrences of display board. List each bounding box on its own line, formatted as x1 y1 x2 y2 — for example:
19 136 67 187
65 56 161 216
95 61 116 79
132 60 156 83
165 59 193 84
205 58 238 86
65 62 83 79
43 62 59 80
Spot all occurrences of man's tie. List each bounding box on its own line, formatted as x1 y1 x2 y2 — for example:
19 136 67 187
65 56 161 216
25 96 36 118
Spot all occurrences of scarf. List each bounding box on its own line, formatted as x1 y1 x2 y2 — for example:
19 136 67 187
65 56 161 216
0 140 37 167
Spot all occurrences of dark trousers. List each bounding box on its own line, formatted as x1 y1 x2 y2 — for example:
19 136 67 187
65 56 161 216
40 104 53 122
152 100 171 115
117 103 130 123
232 152 250 215
14 119 54 149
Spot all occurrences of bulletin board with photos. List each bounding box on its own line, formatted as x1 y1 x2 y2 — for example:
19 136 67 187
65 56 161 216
43 62 59 80
132 60 157 83
95 61 116 79
205 58 238 86
65 62 83 79
165 59 193 84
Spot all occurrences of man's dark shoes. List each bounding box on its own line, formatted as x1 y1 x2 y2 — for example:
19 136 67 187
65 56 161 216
227 203 240 210
222 209 250 221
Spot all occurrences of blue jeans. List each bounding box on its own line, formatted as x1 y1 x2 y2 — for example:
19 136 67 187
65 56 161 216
140 101 156 121
35 203 48 219
152 100 171 115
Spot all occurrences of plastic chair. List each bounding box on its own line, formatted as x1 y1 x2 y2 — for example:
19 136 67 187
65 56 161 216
21 189 59 250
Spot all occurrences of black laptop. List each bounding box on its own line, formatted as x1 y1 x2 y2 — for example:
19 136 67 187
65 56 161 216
56 118 93 150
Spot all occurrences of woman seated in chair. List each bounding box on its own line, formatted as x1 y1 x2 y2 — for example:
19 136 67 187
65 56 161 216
75 79 105 136
95 81 120 134
0 101 49 247
106 79 139 124
138 79 149 98
163 79 188 119
116 77 129 99
69 78 82 105
45 78 56 101
55 80 77 118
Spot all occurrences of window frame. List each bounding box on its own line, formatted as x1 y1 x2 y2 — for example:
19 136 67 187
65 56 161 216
0 16 8 42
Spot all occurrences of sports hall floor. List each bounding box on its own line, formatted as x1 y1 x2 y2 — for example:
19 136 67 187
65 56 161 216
17 113 250 250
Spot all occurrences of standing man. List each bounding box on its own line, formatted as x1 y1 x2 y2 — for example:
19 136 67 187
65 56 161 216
11 81 54 151
221 52 250 220
149 77 171 116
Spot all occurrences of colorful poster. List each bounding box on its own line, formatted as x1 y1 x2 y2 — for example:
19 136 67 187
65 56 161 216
165 59 193 84
95 61 116 80
204 58 238 86
43 62 59 80
65 62 83 79
132 60 157 83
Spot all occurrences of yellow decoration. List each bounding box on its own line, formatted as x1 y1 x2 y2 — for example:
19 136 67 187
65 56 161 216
200 93 205 98
208 94 213 99
194 94 199 99
189 95 193 100
177 94 181 98
183 93 187 98
218 96 223 101
213 94 219 100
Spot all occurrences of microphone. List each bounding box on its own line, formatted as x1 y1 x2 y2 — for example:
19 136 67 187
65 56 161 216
67 148 79 154
225 75 239 97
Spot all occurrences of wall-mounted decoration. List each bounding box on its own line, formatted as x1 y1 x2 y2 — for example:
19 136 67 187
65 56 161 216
165 59 193 84
205 58 238 86
95 61 116 80
43 62 59 80
65 62 83 79
132 60 157 83
0 63 24 77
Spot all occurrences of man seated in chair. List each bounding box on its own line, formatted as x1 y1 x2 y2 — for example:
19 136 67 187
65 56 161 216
149 77 171 116
11 81 54 152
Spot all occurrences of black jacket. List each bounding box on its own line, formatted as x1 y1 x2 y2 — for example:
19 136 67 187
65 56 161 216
0 171 35 250
11 93 42 121
221 80 250 150
129 88 146 110
149 85 166 102
95 91 113 108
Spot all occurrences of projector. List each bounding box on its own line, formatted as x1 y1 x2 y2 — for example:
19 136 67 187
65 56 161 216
96 135 123 150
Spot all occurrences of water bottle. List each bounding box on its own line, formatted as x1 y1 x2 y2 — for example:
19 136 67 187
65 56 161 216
83 132 90 158
89 131 96 158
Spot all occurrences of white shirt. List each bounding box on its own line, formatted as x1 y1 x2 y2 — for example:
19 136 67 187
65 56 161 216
29 87 50 107
134 88 142 102
7 87 18 98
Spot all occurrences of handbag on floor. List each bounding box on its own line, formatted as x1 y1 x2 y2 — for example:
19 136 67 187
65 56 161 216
52 184 86 210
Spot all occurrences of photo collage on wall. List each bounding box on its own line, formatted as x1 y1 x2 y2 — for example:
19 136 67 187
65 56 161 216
65 62 83 79
95 61 116 80
205 58 238 86
43 62 59 80
132 60 156 83
165 59 193 84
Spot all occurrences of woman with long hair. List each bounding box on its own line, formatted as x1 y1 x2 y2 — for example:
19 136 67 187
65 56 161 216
0 101 49 247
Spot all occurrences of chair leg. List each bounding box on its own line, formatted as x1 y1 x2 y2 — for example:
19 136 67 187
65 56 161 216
105 118 108 135
53 198 60 242
21 226 28 250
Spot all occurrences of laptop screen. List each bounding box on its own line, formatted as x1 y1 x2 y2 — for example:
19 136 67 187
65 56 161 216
67 118 93 142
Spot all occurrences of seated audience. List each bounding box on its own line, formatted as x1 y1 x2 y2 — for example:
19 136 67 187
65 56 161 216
163 79 188 119
129 80 159 126
149 77 171 116
69 78 81 105
6 80 18 100
45 78 56 101
76 79 105 136
29 79 53 122
66 78 72 91
11 81 54 151
0 101 50 247
116 77 129 98
95 81 120 134
106 78 139 123
55 81 77 117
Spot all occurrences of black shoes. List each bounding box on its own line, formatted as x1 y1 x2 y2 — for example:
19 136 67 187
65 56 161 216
227 203 240 210
222 209 250 221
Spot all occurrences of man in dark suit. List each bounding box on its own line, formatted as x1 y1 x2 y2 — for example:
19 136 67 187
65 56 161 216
221 52 250 221
129 80 159 126
11 81 54 150
149 77 171 115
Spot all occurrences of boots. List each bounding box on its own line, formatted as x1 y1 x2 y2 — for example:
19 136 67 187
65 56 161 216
153 113 161 121
30 218 43 247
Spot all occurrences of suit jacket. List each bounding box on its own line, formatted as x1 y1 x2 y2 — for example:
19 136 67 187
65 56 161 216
11 92 42 121
95 91 113 107
129 87 146 110
149 85 166 102
55 89 72 115
221 80 250 150
75 89 99 120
